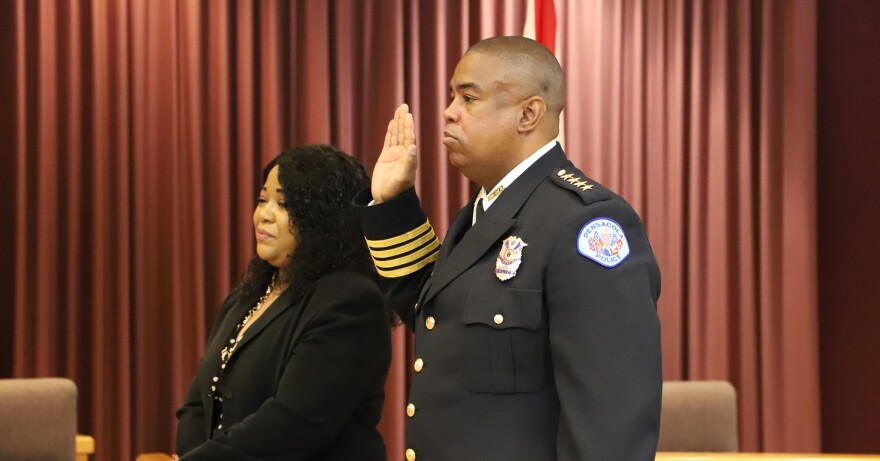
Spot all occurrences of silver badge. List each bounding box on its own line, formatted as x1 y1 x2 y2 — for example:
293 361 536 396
495 236 527 281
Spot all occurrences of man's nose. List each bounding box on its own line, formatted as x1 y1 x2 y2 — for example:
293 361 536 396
443 103 457 122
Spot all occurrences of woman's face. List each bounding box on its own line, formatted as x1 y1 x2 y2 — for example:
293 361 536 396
254 165 297 268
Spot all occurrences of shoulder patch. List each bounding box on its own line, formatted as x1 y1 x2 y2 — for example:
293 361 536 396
576 217 631 268
550 168 610 206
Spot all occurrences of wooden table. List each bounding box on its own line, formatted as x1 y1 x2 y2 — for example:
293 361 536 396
125 450 880 461
656 454 880 460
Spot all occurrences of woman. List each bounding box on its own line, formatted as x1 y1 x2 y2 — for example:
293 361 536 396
175 145 391 460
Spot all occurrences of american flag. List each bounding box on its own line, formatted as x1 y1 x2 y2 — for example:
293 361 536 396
523 0 565 148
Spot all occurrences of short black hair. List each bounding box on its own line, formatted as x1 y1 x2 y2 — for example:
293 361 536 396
467 36 566 114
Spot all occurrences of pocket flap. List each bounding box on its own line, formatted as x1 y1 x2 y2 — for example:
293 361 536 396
463 287 543 330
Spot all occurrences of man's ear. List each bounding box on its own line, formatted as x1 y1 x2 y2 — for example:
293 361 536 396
518 96 546 133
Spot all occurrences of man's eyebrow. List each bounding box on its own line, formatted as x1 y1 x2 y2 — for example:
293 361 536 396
452 82 481 92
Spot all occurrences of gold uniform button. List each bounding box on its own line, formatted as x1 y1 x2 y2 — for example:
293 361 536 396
494 314 504 325
406 403 415 417
414 303 418 310
425 316 436 330
413 358 424 372
406 448 416 461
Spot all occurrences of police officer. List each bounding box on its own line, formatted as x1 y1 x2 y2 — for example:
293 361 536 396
354 36 662 460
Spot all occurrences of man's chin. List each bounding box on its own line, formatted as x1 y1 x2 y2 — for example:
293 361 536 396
447 149 467 169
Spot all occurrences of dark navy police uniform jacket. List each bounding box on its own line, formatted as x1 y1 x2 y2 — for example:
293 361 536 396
354 144 662 461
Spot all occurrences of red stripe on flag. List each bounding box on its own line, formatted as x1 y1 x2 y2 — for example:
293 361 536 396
534 0 557 53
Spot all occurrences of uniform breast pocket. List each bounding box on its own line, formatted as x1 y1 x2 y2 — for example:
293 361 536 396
462 287 547 394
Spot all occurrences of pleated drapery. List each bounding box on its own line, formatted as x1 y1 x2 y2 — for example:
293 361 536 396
1 2 524 459
558 0 818 451
1 1 822 459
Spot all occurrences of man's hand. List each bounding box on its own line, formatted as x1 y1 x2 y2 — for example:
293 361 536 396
371 103 418 203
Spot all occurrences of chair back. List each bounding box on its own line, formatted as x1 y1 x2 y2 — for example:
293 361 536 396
658 380 739 452
0 377 78 461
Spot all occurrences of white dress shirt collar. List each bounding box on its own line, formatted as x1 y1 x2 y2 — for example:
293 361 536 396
472 140 558 224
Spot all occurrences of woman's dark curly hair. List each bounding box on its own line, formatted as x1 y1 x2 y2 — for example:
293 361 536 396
233 144 378 313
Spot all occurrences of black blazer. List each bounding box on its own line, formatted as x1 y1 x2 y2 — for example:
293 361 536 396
354 145 662 460
175 271 391 461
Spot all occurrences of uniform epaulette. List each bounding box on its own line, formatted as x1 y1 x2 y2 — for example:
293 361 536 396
549 167 611 206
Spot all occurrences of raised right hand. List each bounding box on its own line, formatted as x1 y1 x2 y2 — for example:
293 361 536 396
371 104 418 203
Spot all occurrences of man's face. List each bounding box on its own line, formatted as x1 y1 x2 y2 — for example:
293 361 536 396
443 52 523 189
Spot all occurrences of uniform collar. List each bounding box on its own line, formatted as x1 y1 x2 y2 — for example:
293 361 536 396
427 143 568 304
473 140 558 224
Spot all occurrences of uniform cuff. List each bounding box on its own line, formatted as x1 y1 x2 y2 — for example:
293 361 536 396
352 187 440 278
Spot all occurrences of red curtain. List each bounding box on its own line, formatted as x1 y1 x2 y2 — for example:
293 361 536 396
0 1 525 460
558 0 818 452
1 0 824 459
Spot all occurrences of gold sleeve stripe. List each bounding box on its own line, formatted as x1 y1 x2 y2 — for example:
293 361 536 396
372 239 441 269
375 250 439 278
365 220 433 248
368 229 436 259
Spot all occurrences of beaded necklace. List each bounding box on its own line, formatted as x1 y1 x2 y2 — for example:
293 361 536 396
220 274 277 365
211 275 278 433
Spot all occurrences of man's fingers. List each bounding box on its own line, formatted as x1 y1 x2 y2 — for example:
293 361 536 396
404 112 416 147
382 103 414 153
383 120 393 151
390 110 399 147
396 104 408 146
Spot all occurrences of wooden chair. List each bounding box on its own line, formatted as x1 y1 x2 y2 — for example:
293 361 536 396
0 377 79 461
655 382 880 459
658 380 739 452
